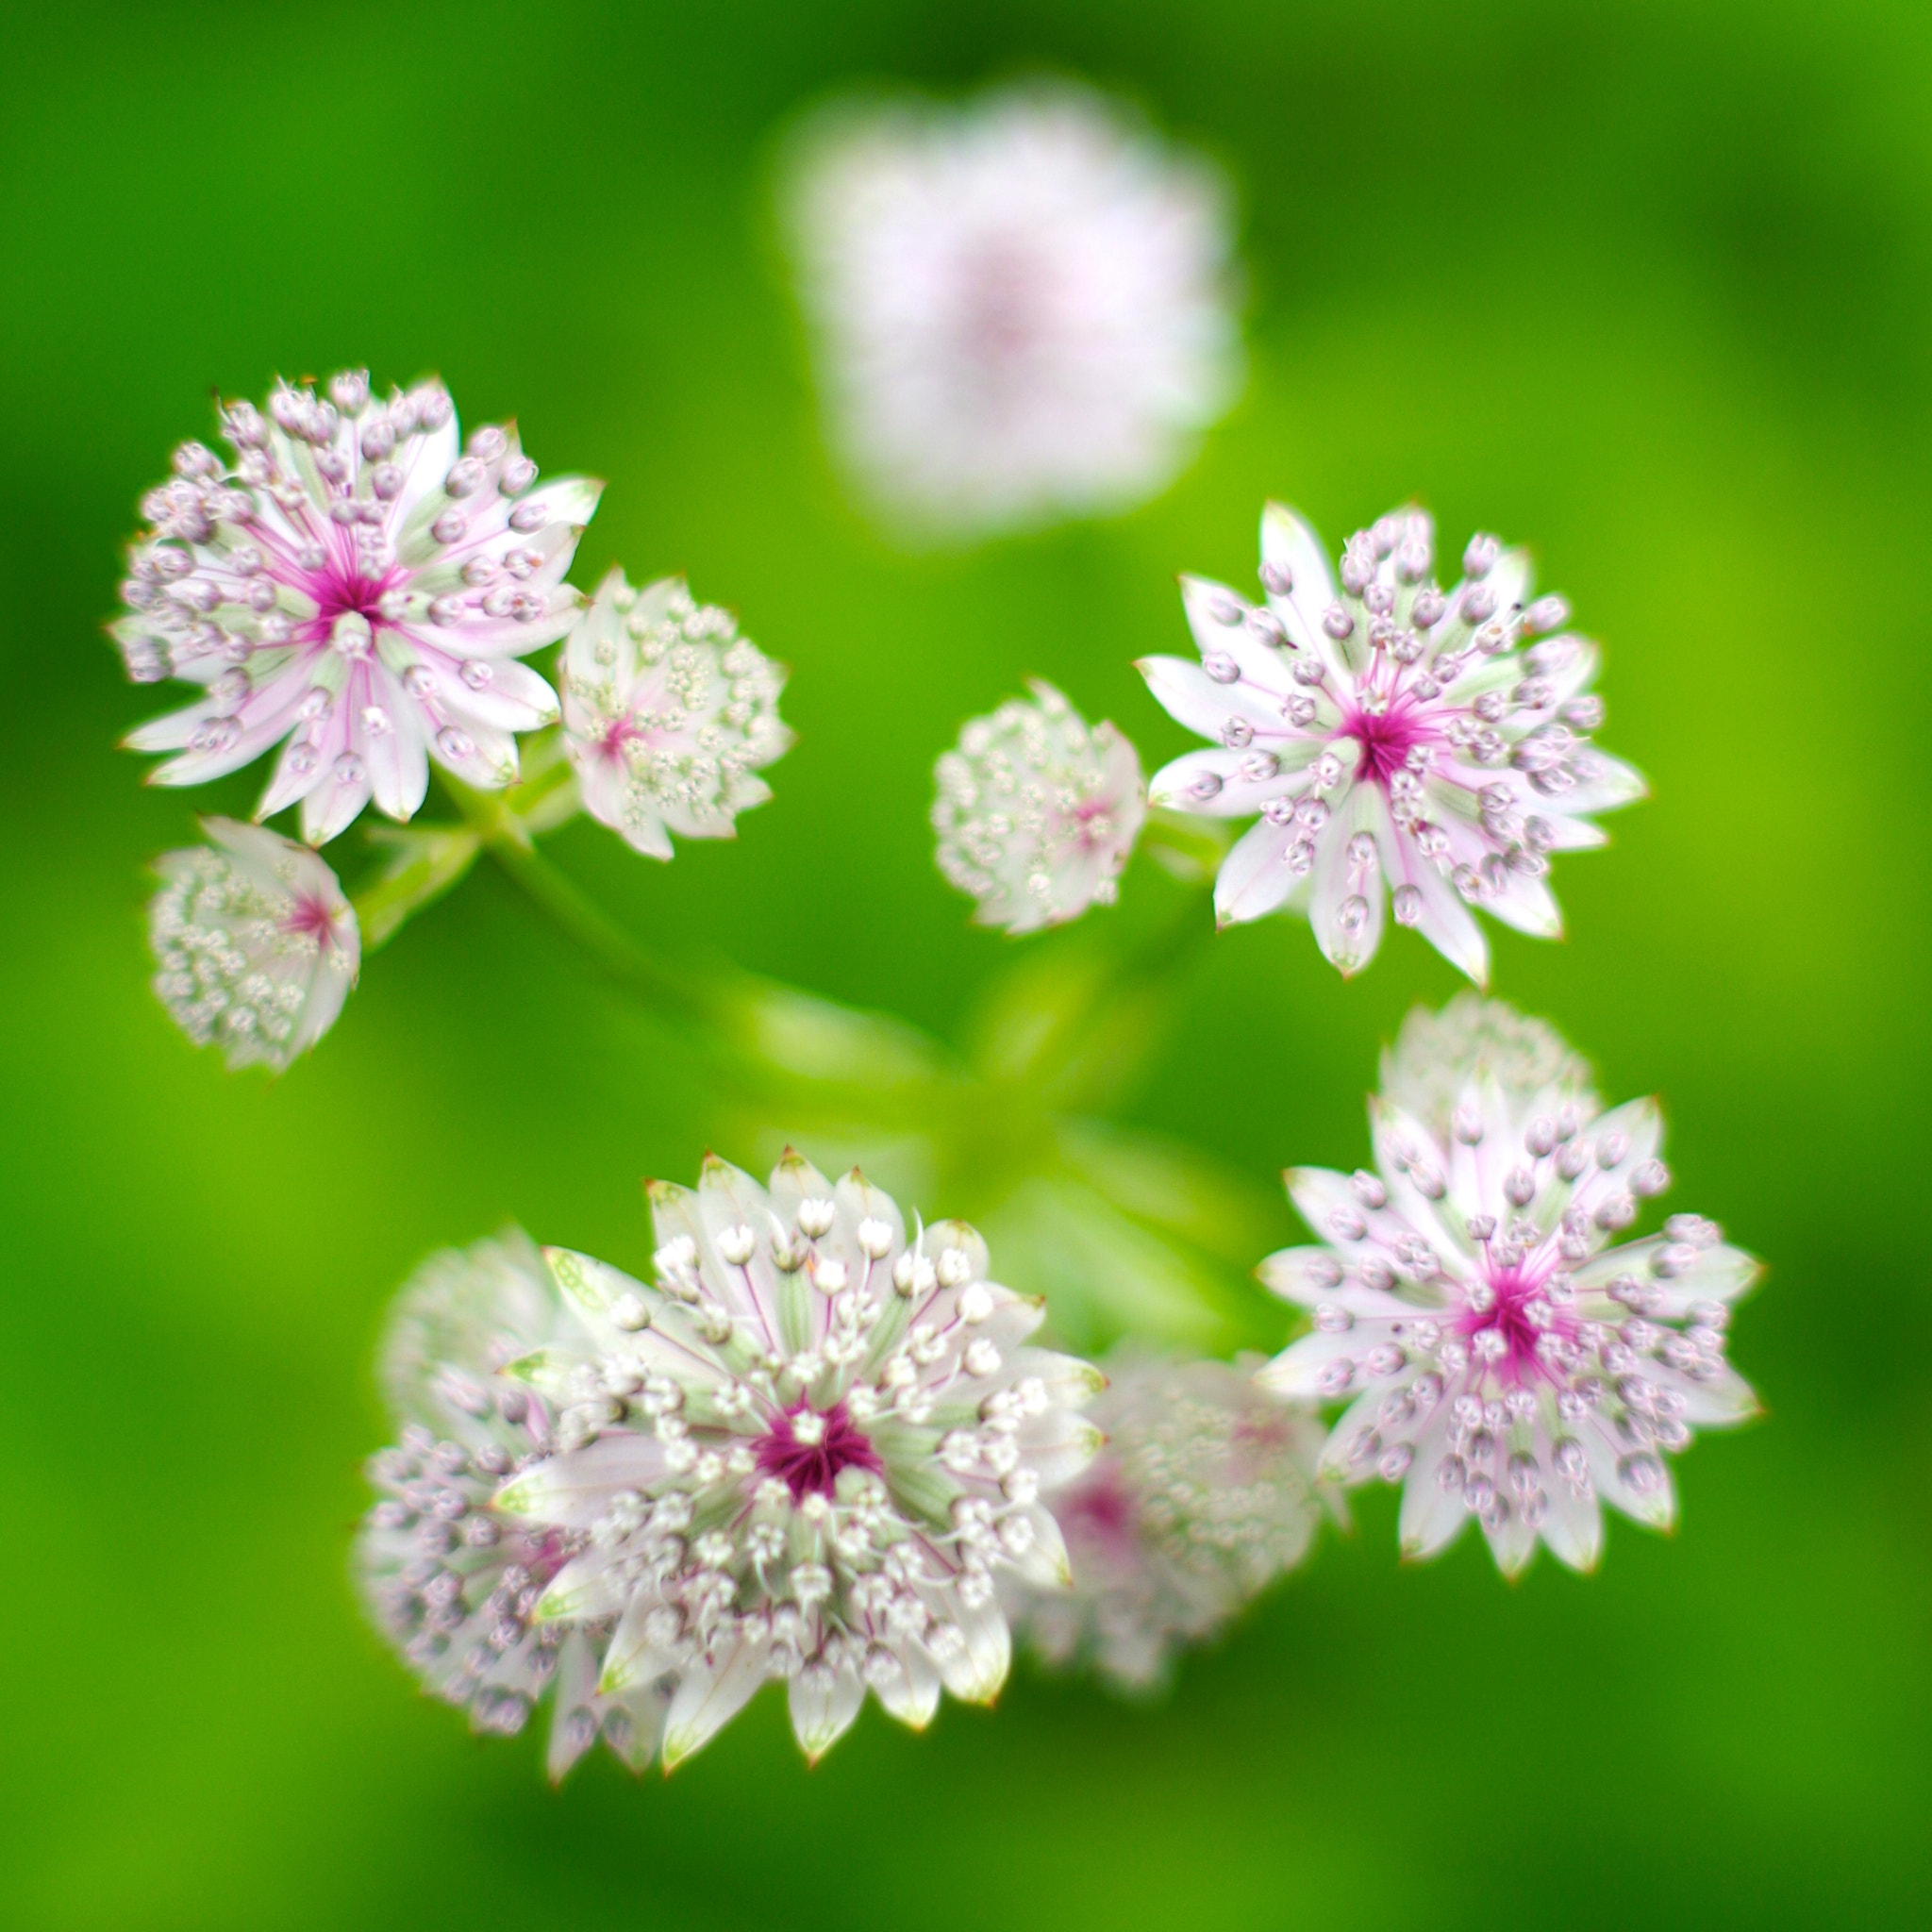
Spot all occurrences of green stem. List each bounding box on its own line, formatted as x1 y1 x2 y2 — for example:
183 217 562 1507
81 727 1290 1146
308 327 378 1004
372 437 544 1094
435 770 934 1119
438 769 722 1026
489 837 721 1025
352 827 484 952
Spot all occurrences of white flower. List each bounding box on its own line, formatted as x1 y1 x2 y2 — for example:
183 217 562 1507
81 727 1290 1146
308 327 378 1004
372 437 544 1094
1379 991 1594 1143
149 817 358 1071
357 1232 674 1781
559 569 791 859
491 1152 1104 1767
1140 505 1645 981
933 680 1145 932
786 82 1240 539
1005 1355 1334 1691
114 367 601 843
1258 1000 1762 1575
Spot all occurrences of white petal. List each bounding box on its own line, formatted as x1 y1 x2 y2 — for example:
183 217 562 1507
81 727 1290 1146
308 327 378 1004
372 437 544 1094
1213 815 1309 924
1387 836 1489 985
545 1631 612 1783
1653 1360 1760 1427
1307 787 1386 976
1258 501 1340 656
600 1591 688 1693
660 1638 770 1770
789 1660 866 1761
1574 1239 1761 1319
494 1433 670 1530
936 1593 1010 1705
1150 747 1308 819
875 1644 941 1730
1564 748 1647 815
1179 574 1296 686
1583 1419 1676 1531
1483 1498 1540 1578
1396 1405 1468 1560
1136 654 1295 742
1541 1472 1604 1573
1483 868 1563 940
364 668 429 823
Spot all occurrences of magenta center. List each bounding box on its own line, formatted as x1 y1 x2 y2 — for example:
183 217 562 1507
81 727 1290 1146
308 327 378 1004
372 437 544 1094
297 555 400 646
283 894 341 945
1456 1264 1574 1384
596 718 639 763
1058 1465 1141 1562
1337 703 1430 787
754 1400 883 1503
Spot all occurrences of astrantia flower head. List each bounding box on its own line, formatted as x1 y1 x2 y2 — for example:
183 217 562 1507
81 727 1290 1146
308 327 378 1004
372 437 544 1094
358 1233 674 1780
1141 505 1644 981
115 367 601 842
1006 1355 1332 1691
1259 1000 1761 1575
149 817 358 1070
1379 991 1595 1143
559 569 792 859
933 680 1145 932
491 1154 1103 1765
787 82 1240 539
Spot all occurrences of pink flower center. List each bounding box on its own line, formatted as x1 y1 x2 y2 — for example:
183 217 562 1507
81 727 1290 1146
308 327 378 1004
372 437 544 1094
311 563 393 628
1337 702 1431 787
956 242 1049 373
1070 795 1115 845
595 718 638 763
754 1400 883 1503
1058 1464 1140 1562
1456 1264 1574 1385
282 893 341 948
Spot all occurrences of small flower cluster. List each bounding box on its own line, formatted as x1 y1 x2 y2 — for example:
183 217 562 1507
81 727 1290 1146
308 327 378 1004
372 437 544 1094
120 369 792 1074
560 570 792 859
149 818 358 1071
1260 997 1761 1574
787 81 1240 539
358 1232 675 1779
933 681 1145 933
358 1157 1105 1770
1006 1355 1335 1690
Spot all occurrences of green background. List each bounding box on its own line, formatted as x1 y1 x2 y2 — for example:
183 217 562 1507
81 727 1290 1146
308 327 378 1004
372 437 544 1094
3 0 1926 1924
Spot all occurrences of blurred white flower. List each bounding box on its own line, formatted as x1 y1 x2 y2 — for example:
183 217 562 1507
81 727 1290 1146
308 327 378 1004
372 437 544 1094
149 817 358 1071
933 680 1145 933
1259 1000 1761 1576
357 1233 674 1781
1006 1355 1333 1691
1379 991 1594 1143
786 82 1240 539
559 569 791 859
114 367 600 843
1140 505 1644 981
491 1153 1104 1766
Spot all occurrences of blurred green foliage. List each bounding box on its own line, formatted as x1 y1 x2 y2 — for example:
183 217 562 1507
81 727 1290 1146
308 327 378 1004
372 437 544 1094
2 0 1928 1925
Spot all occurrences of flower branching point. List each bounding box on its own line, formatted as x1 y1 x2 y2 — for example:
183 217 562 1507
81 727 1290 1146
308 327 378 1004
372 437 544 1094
1140 505 1643 980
